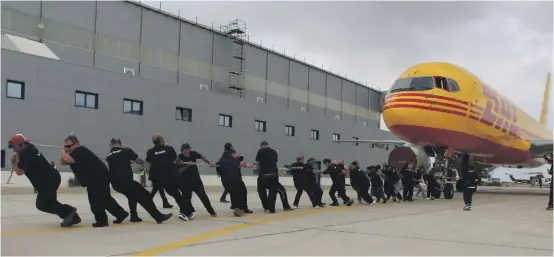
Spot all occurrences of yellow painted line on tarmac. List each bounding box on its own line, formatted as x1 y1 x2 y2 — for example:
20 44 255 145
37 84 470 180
131 205 364 256
1 212 266 237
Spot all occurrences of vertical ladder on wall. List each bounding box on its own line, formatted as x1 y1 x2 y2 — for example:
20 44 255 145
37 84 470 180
220 19 247 99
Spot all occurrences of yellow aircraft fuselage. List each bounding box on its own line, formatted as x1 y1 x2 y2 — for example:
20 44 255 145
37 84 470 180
383 62 552 168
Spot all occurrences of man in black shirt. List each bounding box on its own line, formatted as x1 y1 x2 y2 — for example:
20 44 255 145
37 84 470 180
290 156 308 208
349 161 374 205
149 168 173 209
323 159 354 207
369 166 387 203
423 170 438 200
459 154 478 211
145 133 195 222
60 135 128 227
255 141 280 213
545 153 553 211
8 134 80 227
304 158 326 208
106 138 172 223
216 149 249 217
401 162 416 202
383 163 402 202
177 143 217 217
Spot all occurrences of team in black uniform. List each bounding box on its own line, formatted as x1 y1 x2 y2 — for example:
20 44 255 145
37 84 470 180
323 159 354 206
8 134 81 227
61 135 129 227
177 143 217 217
145 134 195 222
106 138 172 223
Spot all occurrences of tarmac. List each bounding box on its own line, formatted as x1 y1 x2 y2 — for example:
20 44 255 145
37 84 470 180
1 183 553 256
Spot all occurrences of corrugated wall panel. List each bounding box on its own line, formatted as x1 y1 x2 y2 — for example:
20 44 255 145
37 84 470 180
308 68 326 116
326 74 342 119
244 45 267 104
341 80 356 122
179 23 213 86
289 60 309 112
355 85 370 125
140 9 179 83
266 52 289 109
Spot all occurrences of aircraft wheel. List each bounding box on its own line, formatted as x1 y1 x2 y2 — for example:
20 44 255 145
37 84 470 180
443 183 454 199
456 180 464 192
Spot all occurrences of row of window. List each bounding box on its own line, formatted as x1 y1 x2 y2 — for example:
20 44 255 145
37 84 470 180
5 81 360 142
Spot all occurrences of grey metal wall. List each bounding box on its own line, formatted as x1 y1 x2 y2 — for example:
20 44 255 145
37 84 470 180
1 1 396 174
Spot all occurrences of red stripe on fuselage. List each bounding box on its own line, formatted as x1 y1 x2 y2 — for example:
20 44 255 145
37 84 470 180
384 98 468 111
386 92 469 105
383 104 467 117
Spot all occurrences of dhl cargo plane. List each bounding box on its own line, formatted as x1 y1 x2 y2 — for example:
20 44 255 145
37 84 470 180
335 62 553 198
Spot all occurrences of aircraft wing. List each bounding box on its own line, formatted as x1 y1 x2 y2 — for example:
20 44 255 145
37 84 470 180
332 139 407 149
529 140 553 158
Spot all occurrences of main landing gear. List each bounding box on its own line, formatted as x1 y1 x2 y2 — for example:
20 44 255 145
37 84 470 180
426 147 468 200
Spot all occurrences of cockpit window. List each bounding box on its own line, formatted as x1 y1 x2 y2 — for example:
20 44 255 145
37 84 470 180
389 77 435 93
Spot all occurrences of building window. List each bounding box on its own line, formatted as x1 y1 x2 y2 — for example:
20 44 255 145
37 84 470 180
285 125 295 136
123 98 143 115
311 130 320 140
255 120 266 132
75 90 98 109
219 114 232 127
6 80 25 100
332 133 340 141
352 137 359 146
176 107 192 122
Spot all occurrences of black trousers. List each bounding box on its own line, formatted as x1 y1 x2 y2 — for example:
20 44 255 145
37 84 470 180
403 181 414 200
329 180 351 204
274 181 292 209
86 181 128 223
463 186 476 205
221 189 228 201
150 179 170 204
427 182 439 198
548 182 552 206
184 178 216 215
293 178 308 206
371 185 387 202
224 180 248 210
306 180 324 207
354 182 374 204
257 176 279 212
351 183 362 202
112 180 164 221
36 181 75 219
160 175 194 216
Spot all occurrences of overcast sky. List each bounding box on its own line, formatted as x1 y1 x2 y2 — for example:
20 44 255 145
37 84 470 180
142 0 553 131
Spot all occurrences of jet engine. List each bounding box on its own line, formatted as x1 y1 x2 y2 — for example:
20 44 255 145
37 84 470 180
387 144 431 171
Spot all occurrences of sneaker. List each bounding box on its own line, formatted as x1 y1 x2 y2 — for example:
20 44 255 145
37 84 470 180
220 199 230 203
210 213 218 217
314 205 320 209
346 199 354 206
244 209 254 214
547 206 553 210
293 205 299 209
178 213 190 221
188 212 197 220
233 208 244 217
319 203 327 207
330 202 340 207
463 206 470 211
163 203 174 209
